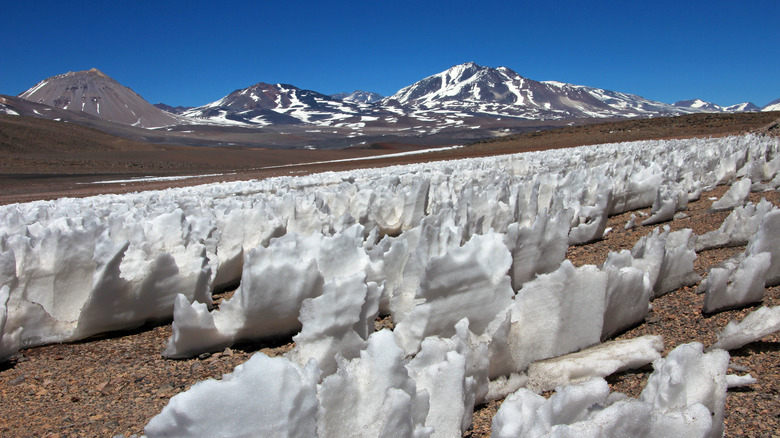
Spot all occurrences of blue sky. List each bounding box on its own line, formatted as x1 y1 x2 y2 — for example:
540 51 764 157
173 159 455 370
2 1 778 108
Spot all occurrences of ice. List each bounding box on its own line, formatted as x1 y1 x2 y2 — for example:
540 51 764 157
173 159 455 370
641 186 688 226
650 228 701 297
164 233 325 358
568 188 613 245
393 232 514 355
144 353 320 437
525 335 663 393
388 213 462 323
1 134 779 368
493 342 729 437
406 332 476 436
701 252 770 313
504 260 608 372
0 286 21 361
695 199 776 251
317 330 432 437
601 250 653 339
709 305 780 351
745 209 780 286
286 273 378 376
503 205 572 290
641 342 729 437
710 178 751 212
726 373 756 388
492 378 655 438
625 213 638 229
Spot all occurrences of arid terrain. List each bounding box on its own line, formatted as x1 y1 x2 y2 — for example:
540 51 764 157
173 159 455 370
0 111 779 437
1 111 778 204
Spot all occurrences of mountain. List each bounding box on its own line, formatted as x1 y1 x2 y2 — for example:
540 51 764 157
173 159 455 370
331 90 383 104
763 98 780 112
674 99 760 113
724 102 760 112
183 82 377 126
15 63 774 143
674 99 723 112
19 69 183 128
154 103 193 115
187 62 700 131
384 62 688 119
182 82 406 129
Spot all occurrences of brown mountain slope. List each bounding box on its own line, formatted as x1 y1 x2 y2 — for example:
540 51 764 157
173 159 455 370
18 69 182 128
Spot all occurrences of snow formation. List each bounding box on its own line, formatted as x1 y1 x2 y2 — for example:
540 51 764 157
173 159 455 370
1 134 779 436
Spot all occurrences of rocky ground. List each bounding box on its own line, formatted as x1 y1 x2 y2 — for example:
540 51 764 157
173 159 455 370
0 112 778 437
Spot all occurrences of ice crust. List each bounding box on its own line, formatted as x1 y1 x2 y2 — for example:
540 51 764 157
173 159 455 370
493 343 729 438
709 178 751 212
745 209 780 286
701 252 770 313
524 335 664 393
144 352 320 437
709 305 780 351
695 199 776 251
1 134 779 435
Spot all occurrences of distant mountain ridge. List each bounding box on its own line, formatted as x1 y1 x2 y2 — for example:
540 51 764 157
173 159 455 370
674 99 760 113
764 98 780 112
154 103 193 115
384 62 688 119
331 91 383 104
181 82 375 126
16 63 780 134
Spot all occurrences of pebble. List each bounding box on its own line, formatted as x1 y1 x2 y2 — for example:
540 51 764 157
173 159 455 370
7 375 25 386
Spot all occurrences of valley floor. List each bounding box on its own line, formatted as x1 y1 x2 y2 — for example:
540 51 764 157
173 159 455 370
1 112 777 205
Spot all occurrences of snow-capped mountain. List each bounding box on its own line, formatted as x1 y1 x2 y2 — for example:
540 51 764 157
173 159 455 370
724 102 760 112
154 103 193 115
331 90 383 104
763 98 780 112
18 69 184 128
674 99 724 112
674 99 760 113
183 82 384 127
16 64 773 138
186 62 703 130
384 62 688 119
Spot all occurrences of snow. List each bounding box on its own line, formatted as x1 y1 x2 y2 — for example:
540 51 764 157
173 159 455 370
745 209 780 286
696 199 776 251
762 101 780 112
19 79 49 98
524 335 663 393
144 352 320 437
0 133 779 435
710 178 752 211
726 373 756 388
81 173 230 184
493 342 729 438
0 105 19 116
317 330 432 437
701 252 770 313
709 305 780 351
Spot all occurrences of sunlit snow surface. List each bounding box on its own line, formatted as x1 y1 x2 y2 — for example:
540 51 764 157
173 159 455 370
2 134 780 436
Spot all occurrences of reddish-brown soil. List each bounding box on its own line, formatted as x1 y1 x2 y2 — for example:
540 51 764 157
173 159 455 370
0 112 778 437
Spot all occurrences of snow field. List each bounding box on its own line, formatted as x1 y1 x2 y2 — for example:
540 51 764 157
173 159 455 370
2 134 780 435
